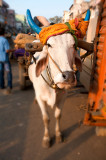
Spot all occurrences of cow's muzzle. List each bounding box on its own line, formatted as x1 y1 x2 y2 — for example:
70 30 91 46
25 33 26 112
54 71 77 89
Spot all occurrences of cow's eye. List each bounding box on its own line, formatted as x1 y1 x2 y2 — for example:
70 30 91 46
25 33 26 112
47 43 52 48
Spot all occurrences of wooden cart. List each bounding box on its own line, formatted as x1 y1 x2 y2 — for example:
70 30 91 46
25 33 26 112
18 42 43 90
83 0 106 127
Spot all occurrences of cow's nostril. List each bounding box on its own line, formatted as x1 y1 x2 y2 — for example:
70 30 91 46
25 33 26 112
62 71 75 83
62 74 67 80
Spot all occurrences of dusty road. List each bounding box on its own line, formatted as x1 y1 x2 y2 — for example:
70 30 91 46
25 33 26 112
0 62 106 160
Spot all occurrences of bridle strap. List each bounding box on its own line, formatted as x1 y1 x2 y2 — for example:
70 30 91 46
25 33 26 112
46 66 54 83
46 46 63 74
41 73 57 89
41 66 59 89
40 45 63 90
33 46 76 89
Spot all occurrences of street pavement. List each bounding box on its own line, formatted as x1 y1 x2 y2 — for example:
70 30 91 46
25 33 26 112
0 62 106 160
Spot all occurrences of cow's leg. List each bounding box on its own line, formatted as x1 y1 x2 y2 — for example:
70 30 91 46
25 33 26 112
37 97 50 148
55 106 62 143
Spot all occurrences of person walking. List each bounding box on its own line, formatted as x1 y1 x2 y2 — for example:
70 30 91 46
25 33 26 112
0 27 12 94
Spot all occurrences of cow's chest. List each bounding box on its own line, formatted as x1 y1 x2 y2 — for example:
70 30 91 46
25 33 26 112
41 87 67 108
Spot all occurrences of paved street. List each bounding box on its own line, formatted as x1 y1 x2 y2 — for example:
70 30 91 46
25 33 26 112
0 62 106 160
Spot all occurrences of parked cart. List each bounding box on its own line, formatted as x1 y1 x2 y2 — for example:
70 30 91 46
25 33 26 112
17 42 43 90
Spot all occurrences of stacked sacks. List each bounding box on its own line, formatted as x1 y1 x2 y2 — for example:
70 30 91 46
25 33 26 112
14 33 36 49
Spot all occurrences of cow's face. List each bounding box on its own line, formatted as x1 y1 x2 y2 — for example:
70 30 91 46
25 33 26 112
36 33 82 89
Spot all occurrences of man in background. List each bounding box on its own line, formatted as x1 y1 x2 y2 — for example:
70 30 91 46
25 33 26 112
0 27 12 94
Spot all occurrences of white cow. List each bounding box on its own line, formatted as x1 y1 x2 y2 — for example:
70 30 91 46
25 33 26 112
28 33 82 148
26 9 89 148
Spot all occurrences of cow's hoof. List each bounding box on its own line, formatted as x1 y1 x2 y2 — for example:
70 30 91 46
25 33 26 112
42 139 50 148
56 135 62 143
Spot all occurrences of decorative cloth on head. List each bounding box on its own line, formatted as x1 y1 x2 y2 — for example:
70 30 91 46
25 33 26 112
39 18 89 45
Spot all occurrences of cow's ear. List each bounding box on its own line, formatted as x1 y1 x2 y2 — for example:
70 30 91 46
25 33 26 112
74 50 82 72
36 51 49 77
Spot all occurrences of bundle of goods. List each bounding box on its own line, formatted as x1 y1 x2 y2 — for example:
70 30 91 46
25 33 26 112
14 33 36 49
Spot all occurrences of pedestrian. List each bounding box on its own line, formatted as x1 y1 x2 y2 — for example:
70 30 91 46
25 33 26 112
0 27 12 94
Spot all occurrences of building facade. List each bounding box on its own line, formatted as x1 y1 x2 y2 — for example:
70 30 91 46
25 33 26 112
15 14 29 33
63 0 99 91
7 9 16 28
0 0 9 27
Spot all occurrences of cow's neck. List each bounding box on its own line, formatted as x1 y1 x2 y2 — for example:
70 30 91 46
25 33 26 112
41 65 60 90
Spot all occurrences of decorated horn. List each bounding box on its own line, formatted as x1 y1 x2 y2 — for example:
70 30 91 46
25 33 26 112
84 9 90 21
26 9 42 34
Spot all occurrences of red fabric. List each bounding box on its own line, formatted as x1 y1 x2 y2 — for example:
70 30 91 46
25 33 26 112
75 18 79 28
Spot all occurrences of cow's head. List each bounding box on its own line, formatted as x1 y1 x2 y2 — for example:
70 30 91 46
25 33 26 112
35 33 82 89
26 9 90 89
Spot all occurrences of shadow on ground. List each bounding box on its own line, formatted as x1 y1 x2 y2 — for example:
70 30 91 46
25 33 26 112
0 63 106 160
